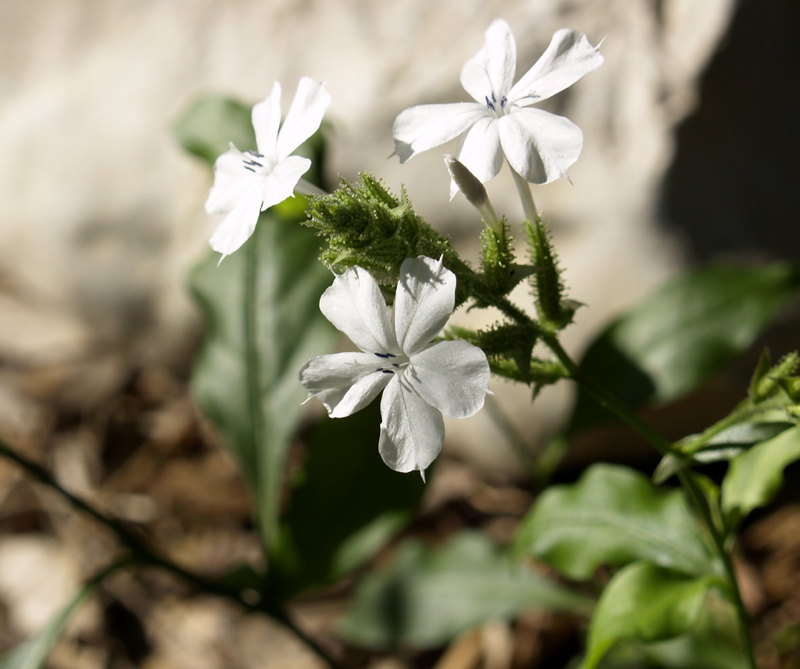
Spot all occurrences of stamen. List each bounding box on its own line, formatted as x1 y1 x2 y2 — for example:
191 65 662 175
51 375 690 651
500 96 507 109
243 165 255 172
484 96 495 112
374 352 397 359
381 369 394 375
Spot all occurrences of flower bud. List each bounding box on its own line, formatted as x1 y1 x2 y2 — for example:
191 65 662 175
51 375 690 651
444 155 503 235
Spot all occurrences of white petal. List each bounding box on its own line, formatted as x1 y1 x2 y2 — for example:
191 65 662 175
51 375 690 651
205 145 261 214
259 155 311 210
498 108 583 184
276 77 331 159
451 116 503 198
320 266 399 354
392 102 486 163
406 341 490 419
509 29 603 106
252 81 281 157
394 256 456 356
378 375 444 474
298 352 393 418
460 18 516 103
208 181 264 258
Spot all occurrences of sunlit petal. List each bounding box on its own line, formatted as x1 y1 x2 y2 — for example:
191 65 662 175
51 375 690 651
252 82 281 157
394 256 456 356
378 375 444 474
392 103 486 163
276 77 331 159
299 352 393 418
406 341 490 418
451 116 502 197
208 182 264 259
320 266 399 354
205 145 260 214
498 108 583 184
460 18 516 103
260 155 311 210
510 29 603 105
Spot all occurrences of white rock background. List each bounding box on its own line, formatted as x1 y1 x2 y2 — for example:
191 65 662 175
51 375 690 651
0 0 740 472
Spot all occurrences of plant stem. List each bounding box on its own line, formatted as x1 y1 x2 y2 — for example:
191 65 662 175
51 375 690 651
0 439 347 669
511 169 538 223
541 334 757 668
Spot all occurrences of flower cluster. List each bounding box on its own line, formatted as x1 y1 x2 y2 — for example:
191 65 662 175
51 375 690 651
202 19 603 476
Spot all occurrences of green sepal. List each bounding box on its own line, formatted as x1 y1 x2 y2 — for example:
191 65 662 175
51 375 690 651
524 218 568 329
446 323 540 358
478 224 543 298
488 356 567 386
750 350 799 402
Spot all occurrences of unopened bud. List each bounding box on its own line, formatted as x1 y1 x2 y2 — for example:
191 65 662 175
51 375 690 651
444 155 502 235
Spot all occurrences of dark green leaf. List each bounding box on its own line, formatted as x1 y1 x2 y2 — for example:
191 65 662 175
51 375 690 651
568 264 800 435
722 425 800 526
273 402 426 595
580 562 713 669
173 96 256 164
339 531 591 650
189 212 337 553
514 464 715 579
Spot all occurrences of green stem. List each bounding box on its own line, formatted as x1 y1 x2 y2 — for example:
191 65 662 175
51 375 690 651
511 169 538 223
0 439 347 669
541 334 757 668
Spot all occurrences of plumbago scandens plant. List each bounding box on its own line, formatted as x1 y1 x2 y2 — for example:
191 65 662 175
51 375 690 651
6 16 800 669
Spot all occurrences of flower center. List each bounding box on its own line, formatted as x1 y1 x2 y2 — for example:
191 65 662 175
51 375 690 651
241 150 273 174
373 352 409 375
484 91 508 118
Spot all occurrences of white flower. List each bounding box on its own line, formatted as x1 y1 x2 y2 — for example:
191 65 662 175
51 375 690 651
205 76 331 260
299 256 491 477
393 20 603 193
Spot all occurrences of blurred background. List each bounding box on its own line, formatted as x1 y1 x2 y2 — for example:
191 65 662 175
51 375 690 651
0 0 799 667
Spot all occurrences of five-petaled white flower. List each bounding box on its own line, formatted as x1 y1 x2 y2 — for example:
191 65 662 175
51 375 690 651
393 20 603 194
205 76 331 260
299 256 490 478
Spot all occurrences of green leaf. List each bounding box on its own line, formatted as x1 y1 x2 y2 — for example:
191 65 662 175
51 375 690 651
273 402 426 595
0 561 125 669
173 95 256 164
339 531 591 650
514 464 715 579
189 212 337 554
568 264 800 435
638 595 748 669
580 562 713 669
722 425 800 526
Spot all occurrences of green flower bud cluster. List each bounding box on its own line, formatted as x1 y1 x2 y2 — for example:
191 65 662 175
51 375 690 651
304 173 471 300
